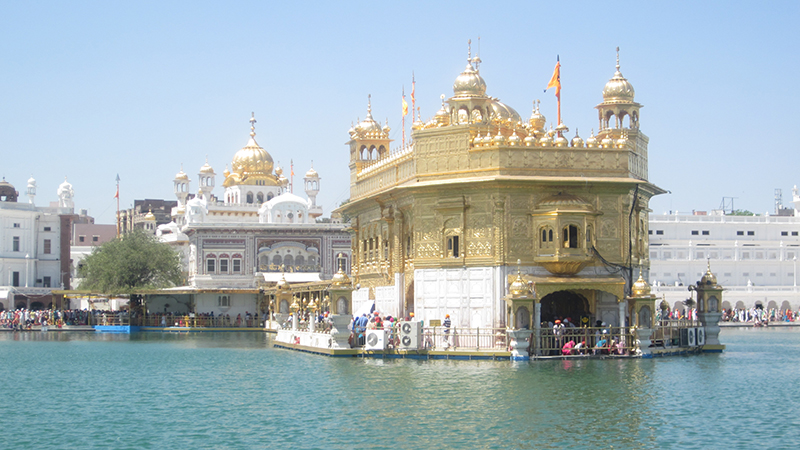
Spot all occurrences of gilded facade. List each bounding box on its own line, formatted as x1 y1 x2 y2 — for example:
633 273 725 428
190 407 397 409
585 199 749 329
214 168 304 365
339 49 664 329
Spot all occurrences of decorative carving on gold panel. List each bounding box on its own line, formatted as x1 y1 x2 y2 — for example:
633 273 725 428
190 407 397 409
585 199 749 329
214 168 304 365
417 242 439 258
467 240 492 257
510 195 529 211
600 196 619 213
599 218 618 239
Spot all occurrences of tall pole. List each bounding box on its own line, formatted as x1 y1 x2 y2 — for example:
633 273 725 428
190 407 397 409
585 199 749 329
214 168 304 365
115 174 120 238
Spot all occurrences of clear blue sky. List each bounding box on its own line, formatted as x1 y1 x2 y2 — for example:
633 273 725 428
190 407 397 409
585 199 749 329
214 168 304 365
1 1 798 223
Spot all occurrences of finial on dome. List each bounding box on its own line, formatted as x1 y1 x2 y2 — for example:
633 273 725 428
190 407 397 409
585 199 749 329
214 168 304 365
250 112 256 137
367 94 372 114
467 39 471 63
616 46 620 72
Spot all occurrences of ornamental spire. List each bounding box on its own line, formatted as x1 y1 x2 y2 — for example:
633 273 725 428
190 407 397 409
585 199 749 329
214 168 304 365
250 112 257 137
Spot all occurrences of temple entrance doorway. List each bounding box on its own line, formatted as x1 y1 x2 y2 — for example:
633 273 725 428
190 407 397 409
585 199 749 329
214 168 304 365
540 291 590 325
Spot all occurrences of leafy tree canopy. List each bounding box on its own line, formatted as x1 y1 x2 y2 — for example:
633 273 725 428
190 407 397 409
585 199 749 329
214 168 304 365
78 230 183 294
727 209 757 216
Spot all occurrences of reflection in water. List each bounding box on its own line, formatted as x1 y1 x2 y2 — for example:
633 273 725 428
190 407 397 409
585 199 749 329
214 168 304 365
0 328 796 449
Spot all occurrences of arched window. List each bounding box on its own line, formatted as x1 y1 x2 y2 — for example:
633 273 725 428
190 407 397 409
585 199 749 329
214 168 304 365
272 255 282 265
266 193 274 201
256 192 264 204
562 225 579 249
284 254 294 267
446 235 459 258
246 192 254 204
295 255 305 266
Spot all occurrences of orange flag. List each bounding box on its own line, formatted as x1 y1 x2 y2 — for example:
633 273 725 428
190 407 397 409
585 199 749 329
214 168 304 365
545 56 561 99
402 95 408 117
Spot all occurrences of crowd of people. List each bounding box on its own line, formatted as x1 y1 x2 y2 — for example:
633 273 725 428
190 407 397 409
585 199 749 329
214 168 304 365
722 307 799 325
544 318 631 356
0 308 100 330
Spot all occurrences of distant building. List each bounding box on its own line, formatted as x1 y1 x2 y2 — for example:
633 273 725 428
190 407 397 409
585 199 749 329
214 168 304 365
0 177 75 310
118 199 177 234
145 115 350 317
650 193 800 311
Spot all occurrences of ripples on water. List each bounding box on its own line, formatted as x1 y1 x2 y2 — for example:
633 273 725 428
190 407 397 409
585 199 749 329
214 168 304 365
1 328 798 449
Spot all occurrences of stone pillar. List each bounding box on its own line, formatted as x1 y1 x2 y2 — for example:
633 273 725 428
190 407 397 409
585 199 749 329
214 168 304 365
636 327 653 356
698 311 723 346
508 329 533 360
533 301 542 356
618 302 626 329
329 315 352 349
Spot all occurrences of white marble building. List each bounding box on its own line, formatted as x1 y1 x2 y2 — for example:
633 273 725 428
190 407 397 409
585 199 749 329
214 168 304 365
649 189 800 310
0 177 75 310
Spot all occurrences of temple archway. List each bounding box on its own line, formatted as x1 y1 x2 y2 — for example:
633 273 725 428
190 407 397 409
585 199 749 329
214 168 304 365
540 291 590 325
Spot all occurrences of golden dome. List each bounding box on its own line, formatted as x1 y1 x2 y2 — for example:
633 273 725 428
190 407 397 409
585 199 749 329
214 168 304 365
453 60 487 98
602 50 635 103
355 106 383 135
274 165 283 176
434 97 451 126
508 131 521 146
571 131 584 148
473 132 483 147
700 262 718 286
330 266 352 288
487 99 522 124
305 166 319 178
144 209 156 221
509 274 531 298
616 135 628 148
493 129 506 146
175 168 189 181
554 134 568 147
539 132 553 147
199 160 215 174
601 136 614 148
276 273 289 291
481 133 494 146
529 100 546 131
524 134 536 147
586 130 598 148
631 270 651 297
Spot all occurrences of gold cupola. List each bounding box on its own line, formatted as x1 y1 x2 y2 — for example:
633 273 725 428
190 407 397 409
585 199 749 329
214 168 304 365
224 113 279 188
452 43 487 98
631 270 651 297
700 261 718 286
602 54 635 103
528 100 546 132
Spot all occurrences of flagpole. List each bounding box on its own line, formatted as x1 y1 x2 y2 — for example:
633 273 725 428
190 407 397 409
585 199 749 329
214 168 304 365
115 174 120 238
411 72 416 124
290 160 294 193
556 55 562 126
402 86 406 149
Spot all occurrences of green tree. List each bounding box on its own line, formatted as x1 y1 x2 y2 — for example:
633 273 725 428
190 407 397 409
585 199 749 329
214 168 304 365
78 230 183 294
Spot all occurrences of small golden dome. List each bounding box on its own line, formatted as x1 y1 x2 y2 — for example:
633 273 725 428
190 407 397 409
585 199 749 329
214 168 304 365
631 270 651 297
330 266 352 288
175 168 189 181
509 274 530 298
616 136 628 148
199 161 215 174
571 131 584 148
539 133 553 147
586 130 598 148
529 100 546 131
276 273 289 291
305 166 319 178
274 165 283 176
473 132 483 147
493 130 506 146
554 134 568 147
700 262 717 286
601 136 614 148
453 61 487 98
602 50 635 103
434 100 451 126
508 131 521 146
144 209 156 221
482 133 494 146
524 134 536 147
